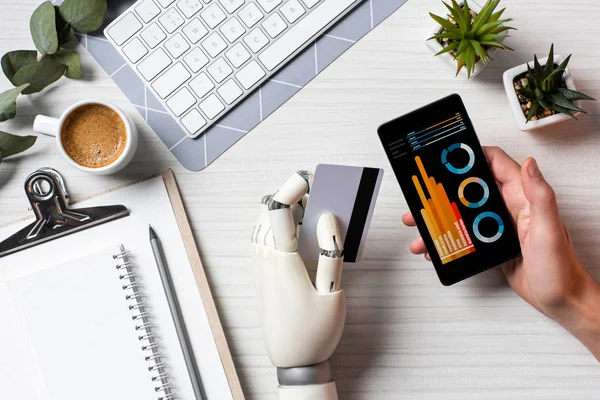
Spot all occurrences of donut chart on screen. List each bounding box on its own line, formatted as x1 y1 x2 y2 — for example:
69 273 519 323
458 177 490 208
442 143 475 175
473 212 504 243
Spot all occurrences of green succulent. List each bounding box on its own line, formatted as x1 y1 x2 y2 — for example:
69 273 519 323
518 44 596 121
428 0 515 78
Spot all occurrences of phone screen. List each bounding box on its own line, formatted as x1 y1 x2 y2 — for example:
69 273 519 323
378 94 521 285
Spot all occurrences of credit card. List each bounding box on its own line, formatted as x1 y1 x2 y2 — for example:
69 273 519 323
298 164 383 263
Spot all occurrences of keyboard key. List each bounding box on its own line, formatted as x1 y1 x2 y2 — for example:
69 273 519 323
262 13 287 38
181 109 207 135
165 33 190 58
201 32 227 57
189 72 215 97
301 0 320 7
239 3 264 27
135 0 161 22
244 28 269 53
200 94 225 119
257 0 282 13
259 0 355 70
201 3 227 28
280 0 305 23
122 38 148 63
182 18 209 43
218 0 245 13
141 22 167 48
177 0 203 17
166 87 196 116
107 13 142 45
157 0 176 7
235 60 265 89
137 48 172 80
159 8 185 33
152 63 191 98
217 79 243 104
184 47 209 72
220 17 245 42
207 57 233 83
225 42 251 68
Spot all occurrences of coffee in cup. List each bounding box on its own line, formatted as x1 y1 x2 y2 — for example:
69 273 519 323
61 104 127 168
33 99 138 175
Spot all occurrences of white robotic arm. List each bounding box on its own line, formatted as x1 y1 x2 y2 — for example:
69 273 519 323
251 171 346 400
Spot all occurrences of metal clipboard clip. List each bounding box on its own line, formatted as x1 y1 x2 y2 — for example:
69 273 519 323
0 168 129 258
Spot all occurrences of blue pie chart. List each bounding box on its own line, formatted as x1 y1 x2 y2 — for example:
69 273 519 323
473 212 504 243
442 143 475 175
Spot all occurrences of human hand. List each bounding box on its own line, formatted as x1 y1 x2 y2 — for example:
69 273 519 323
402 147 600 360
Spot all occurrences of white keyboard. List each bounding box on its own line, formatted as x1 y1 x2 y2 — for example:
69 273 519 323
105 0 363 138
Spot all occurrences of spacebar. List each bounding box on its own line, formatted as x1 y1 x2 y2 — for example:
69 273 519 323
259 0 357 71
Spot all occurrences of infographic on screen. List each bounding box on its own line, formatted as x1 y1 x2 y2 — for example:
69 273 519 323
378 94 521 284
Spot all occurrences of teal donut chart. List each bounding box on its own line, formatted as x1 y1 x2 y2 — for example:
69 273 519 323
458 177 490 208
473 212 504 243
442 143 475 175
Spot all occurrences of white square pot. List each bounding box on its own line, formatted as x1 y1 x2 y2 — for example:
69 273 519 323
425 0 503 79
502 55 580 131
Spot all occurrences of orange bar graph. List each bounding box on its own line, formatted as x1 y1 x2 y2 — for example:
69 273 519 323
413 156 475 264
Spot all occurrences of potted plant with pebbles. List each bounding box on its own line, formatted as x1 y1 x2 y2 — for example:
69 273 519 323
427 0 515 79
502 44 596 131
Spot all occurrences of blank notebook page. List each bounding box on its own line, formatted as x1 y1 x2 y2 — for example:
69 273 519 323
7 246 156 400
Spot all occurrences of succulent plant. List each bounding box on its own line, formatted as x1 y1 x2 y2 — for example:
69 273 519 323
428 0 515 78
518 44 596 121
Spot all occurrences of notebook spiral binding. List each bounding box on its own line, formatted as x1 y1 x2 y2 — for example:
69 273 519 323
114 249 176 400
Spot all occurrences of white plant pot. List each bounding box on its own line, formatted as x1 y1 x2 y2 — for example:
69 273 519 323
502 55 580 131
425 0 503 79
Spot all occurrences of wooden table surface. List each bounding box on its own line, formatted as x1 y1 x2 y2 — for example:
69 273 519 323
1 0 599 398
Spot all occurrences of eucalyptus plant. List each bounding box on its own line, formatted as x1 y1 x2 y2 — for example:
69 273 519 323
0 0 107 164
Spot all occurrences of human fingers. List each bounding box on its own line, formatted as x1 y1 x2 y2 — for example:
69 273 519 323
402 211 417 227
267 171 313 252
484 146 522 185
410 237 427 255
315 213 344 293
521 158 566 241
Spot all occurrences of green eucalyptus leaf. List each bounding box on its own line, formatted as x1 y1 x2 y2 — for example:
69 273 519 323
13 58 66 94
59 0 107 33
558 87 596 101
30 1 59 55
490 7 506 22
1 50 37 84
0 84 29 122
49 48 83 79
55 5 75 45
0 131 37 161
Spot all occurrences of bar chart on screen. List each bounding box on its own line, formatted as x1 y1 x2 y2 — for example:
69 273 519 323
412 156 475 264
408 113 466 152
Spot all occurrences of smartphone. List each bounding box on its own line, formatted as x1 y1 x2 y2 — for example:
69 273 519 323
378 94 521 285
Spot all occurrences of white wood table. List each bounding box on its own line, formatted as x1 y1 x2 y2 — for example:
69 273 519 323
1 0 599 398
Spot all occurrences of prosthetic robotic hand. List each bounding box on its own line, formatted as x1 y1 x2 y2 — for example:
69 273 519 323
251 171 346 400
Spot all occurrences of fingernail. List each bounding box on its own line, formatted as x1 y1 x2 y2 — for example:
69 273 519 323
526 158 541 178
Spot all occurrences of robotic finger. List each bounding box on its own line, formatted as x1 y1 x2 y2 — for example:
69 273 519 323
267 171 313 252
315 213 344 293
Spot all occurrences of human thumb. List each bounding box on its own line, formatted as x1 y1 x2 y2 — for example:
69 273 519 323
521 157 563 231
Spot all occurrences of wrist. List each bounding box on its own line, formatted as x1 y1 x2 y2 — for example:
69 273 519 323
556 277 600 361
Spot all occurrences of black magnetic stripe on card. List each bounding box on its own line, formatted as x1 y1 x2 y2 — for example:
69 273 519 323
343 168 380 262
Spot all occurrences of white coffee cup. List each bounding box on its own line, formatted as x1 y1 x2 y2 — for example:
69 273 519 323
33 99 138 175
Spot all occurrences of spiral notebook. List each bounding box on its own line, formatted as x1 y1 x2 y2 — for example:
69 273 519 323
0 171 243 400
